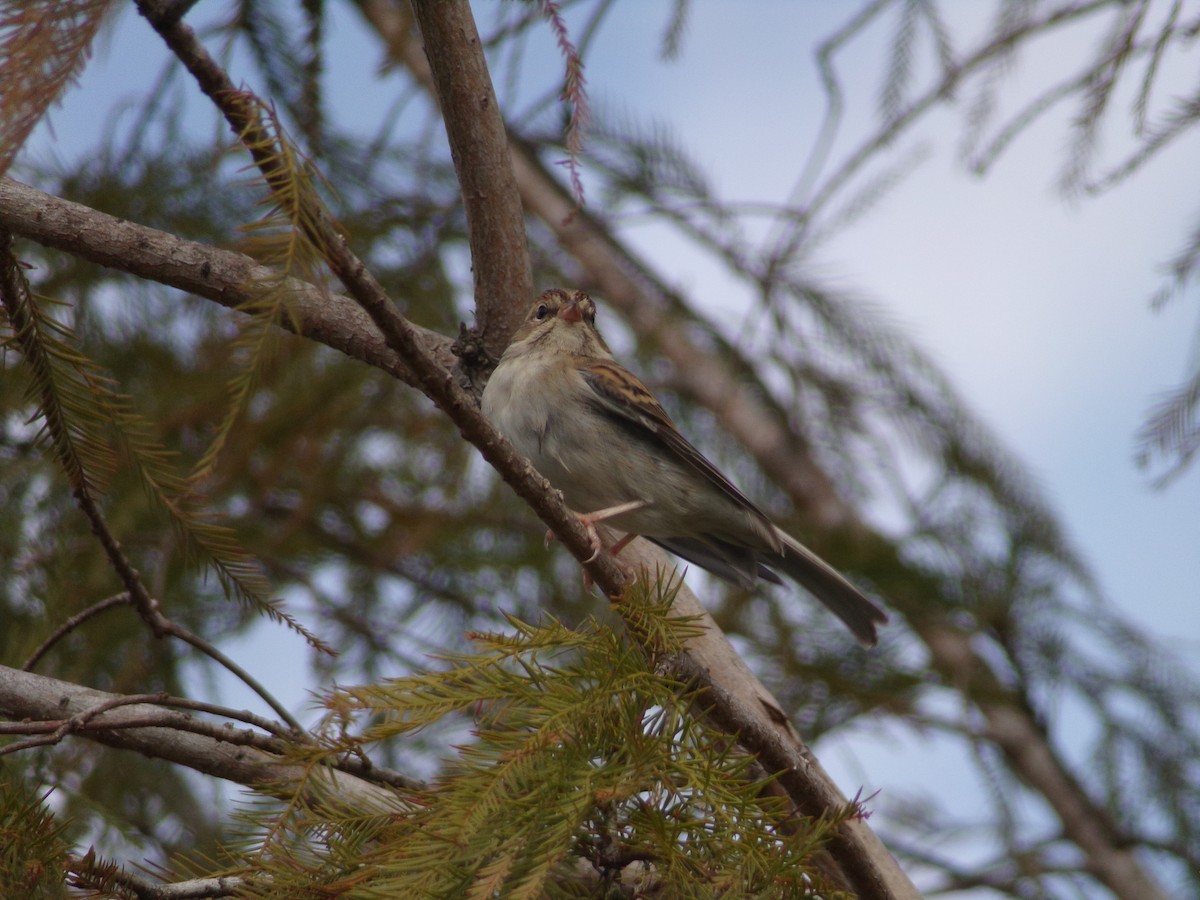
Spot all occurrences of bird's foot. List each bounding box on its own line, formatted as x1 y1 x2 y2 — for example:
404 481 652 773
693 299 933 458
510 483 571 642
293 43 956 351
544 500 647 564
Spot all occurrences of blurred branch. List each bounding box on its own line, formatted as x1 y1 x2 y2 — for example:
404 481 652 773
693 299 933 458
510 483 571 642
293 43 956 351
0 691 288 754
797 0 1112 234
920 623 1166 900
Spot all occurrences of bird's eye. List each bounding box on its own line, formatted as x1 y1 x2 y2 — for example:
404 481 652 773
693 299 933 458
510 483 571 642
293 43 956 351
535 304 550 320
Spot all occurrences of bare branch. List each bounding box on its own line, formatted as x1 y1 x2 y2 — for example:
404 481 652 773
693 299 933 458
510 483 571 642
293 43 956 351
68 858 248 900
0 665 409 814
0 691 172 757
22 591 133 671
0 176 455 387
411 0 533 355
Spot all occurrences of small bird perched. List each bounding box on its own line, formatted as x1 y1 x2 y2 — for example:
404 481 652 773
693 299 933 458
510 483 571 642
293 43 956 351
481 288 887 646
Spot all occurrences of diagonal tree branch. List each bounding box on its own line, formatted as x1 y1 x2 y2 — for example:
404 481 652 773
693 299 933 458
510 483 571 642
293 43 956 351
920 622 1165 900
0 177 905 892
21 592 132 671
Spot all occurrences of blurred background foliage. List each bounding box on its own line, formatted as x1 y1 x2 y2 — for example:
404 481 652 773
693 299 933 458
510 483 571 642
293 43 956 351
2 1 1199 896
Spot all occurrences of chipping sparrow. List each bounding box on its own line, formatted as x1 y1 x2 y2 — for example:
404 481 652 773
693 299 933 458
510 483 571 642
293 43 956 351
481 288 887 645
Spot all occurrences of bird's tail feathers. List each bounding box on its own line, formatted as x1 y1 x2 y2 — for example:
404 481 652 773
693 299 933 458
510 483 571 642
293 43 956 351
774 530 887 647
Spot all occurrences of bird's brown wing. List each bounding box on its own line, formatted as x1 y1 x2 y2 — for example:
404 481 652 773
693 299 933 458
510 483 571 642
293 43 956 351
579 359 885 645
577 358 775 530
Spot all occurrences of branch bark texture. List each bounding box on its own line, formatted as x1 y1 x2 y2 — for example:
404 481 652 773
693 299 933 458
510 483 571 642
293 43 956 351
0 665 406 815
410 0 532 355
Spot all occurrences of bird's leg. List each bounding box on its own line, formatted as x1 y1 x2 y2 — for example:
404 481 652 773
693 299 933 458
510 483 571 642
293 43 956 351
544 500 648 563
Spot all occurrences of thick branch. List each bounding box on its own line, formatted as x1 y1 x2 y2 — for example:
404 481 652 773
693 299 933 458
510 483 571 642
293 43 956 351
0 665 406 815
69 860 248 900
0 176 452 387
409 0 532 355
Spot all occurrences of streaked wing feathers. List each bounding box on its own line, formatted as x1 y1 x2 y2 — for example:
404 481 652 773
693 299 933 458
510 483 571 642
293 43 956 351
577 359 771 526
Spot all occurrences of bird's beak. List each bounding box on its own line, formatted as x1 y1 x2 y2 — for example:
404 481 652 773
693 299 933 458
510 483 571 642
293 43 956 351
557 298 583 324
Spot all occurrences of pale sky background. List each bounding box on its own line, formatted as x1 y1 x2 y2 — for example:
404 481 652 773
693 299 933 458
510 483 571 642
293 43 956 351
23 2 1200 894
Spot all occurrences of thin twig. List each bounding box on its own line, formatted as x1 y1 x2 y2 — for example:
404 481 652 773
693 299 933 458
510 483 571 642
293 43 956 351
22 592 133 671
0 691 171 757
71 485 305 733
152 694 294 739
0 692 291 755
68 852 248 899
159 623 305 732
